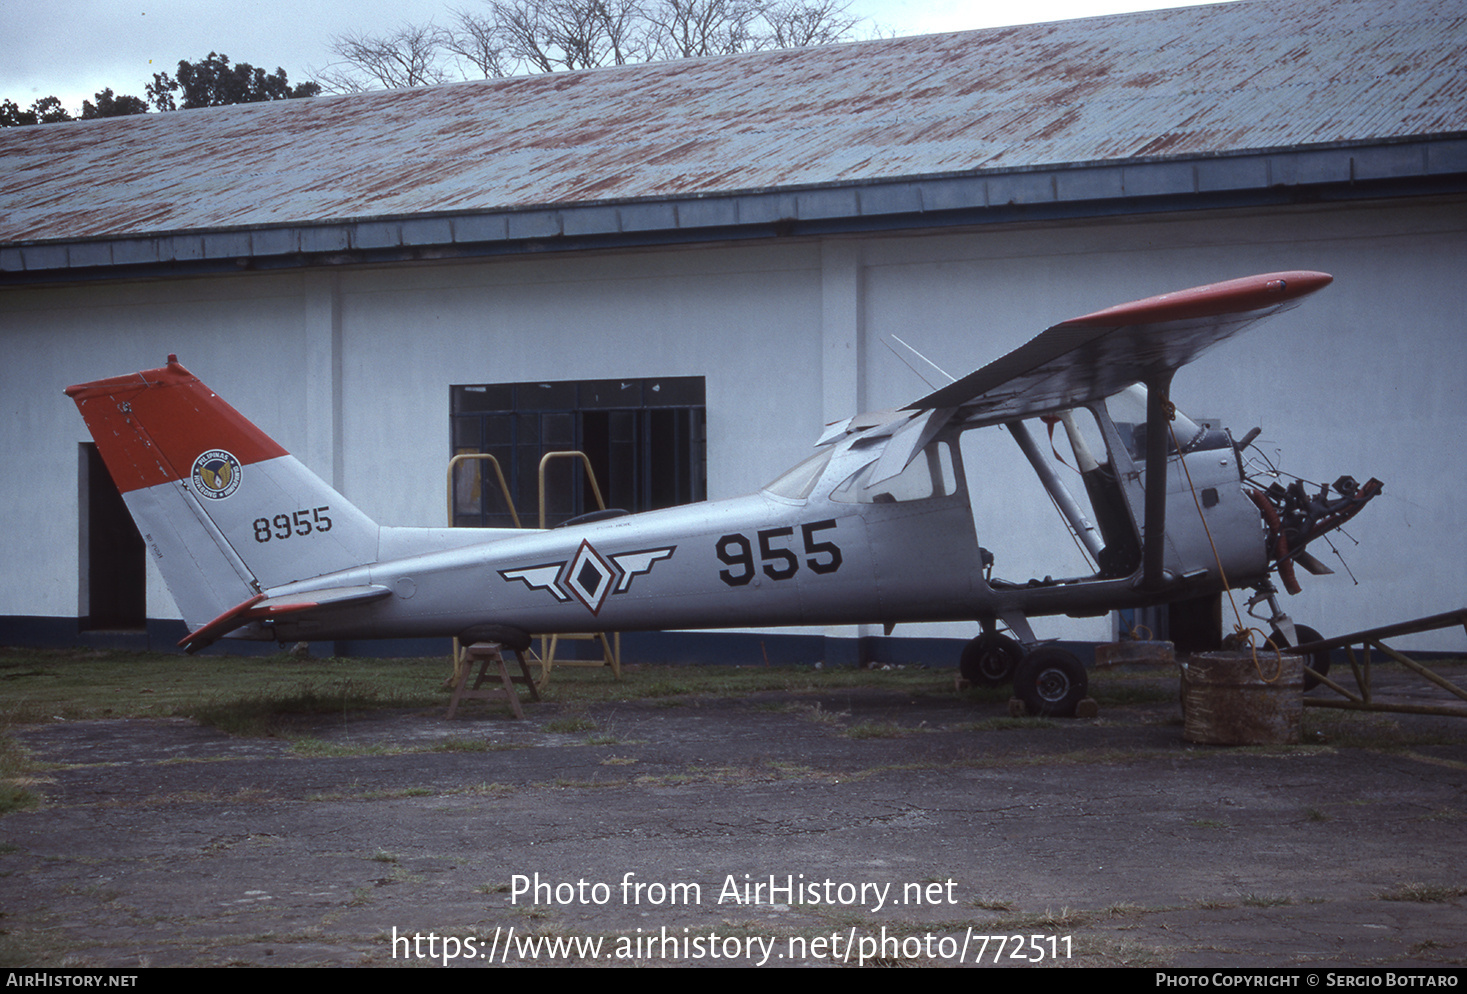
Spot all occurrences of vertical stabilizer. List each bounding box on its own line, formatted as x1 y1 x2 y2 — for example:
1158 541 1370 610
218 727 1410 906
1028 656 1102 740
66 357 380 631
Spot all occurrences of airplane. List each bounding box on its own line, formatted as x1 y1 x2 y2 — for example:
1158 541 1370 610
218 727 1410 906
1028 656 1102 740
67 270 1381 716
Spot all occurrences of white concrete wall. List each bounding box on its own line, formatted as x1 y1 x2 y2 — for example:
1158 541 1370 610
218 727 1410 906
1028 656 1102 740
5 194 1463 651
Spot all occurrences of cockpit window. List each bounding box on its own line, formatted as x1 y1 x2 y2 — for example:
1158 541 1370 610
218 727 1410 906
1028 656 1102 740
831 440 957 504
762 448 834 500
1104 384 1209 462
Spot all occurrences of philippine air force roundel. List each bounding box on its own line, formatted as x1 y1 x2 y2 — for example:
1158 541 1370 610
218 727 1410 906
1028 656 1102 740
191 449 242 500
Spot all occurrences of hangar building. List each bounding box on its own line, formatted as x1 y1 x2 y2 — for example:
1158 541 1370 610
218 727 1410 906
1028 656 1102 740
2 0 1464 659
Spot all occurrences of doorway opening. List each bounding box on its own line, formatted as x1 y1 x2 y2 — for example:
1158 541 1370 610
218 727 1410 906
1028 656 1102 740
81 443 146 630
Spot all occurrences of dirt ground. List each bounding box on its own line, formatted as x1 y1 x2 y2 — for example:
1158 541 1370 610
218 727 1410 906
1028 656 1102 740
3 663 1466 969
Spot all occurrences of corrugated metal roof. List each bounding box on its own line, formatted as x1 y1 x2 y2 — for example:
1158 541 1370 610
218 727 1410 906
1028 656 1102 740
1 0 1463 246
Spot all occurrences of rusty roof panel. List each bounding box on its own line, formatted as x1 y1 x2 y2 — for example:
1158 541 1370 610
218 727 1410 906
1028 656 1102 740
1 0 1464 245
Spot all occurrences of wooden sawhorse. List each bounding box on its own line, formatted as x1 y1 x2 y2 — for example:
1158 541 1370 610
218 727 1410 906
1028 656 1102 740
447 642 541 719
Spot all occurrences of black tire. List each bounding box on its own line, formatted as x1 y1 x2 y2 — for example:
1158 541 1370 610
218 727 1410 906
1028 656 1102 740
1267 624 1329 691
1013 647 1089 717
959 633 1023 687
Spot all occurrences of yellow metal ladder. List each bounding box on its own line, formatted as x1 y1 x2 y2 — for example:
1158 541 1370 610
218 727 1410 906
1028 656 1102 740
446 451 621 689
532 451 622 684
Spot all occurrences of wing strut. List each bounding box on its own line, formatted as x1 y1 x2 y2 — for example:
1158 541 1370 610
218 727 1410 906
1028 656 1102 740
1006 420 1104 562
1141 370 1175 591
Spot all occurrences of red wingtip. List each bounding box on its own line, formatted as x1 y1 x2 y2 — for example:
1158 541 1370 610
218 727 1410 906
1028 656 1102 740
1066 271 1333 327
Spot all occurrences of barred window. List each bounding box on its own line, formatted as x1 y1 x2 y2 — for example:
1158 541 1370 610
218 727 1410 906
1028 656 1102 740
451 377 706 528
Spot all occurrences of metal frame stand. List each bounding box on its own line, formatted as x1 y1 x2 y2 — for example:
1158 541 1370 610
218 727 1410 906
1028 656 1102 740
1297 608 1467 718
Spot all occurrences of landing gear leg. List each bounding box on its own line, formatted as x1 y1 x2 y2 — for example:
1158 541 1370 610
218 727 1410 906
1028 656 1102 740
1248 587 1329 691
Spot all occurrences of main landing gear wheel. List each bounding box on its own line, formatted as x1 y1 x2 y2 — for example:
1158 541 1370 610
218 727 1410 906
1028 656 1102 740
1013 647 1088 717
960 633 1024 687
1268 624 1329 691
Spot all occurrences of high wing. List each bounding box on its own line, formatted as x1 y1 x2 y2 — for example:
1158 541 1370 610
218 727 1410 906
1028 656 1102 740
819 271 1333 486
905 271 1334 424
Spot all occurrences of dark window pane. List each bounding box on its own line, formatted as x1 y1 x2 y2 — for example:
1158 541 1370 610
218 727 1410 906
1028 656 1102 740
609 409 636 443
452 377 706 527
453 383 515 413
580 379 642 409
452 417 481 448
644 376 705 407
483 415 514 446
542 411 575 446
518 381 577 410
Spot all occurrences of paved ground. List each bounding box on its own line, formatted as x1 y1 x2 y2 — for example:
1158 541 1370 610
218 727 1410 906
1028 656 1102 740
2 665 1465 968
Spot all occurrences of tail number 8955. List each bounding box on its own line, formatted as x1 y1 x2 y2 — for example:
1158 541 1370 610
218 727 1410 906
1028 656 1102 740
253 506 333 543
716 520 842 586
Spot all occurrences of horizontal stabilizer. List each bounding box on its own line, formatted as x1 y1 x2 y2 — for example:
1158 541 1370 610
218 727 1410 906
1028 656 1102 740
179 584 391 653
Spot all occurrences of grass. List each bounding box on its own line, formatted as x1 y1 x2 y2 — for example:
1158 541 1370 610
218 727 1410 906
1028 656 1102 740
0 647 952 731
431 738 517 753
16 643 1401 730
5 646 1459 771
971 896 1016 912
982 906 1091 931
1377 882 1467 903
0 726 40 814
1086 676 1177 707
543 715 597 734
956 684 1021 706
290 737 403 758
1101 901 1152 917
952 716 1057 732
193 682 438 736
1303 709 1467 749
0 643 1025 802
0 648 451 727
1074 936 1166 968
791 702 849 726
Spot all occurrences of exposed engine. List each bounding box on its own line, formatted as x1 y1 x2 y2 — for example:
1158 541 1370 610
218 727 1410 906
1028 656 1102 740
1247 474 1384 594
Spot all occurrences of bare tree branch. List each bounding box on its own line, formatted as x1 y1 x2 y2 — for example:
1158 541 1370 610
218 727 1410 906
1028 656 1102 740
488 0 651 72
445 8 517 78
319 24 454 92
319 0 871 90
643 0 764 58
763 0 862 49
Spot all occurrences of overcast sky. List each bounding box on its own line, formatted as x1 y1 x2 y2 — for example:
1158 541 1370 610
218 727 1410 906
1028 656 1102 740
3 0 1233 114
